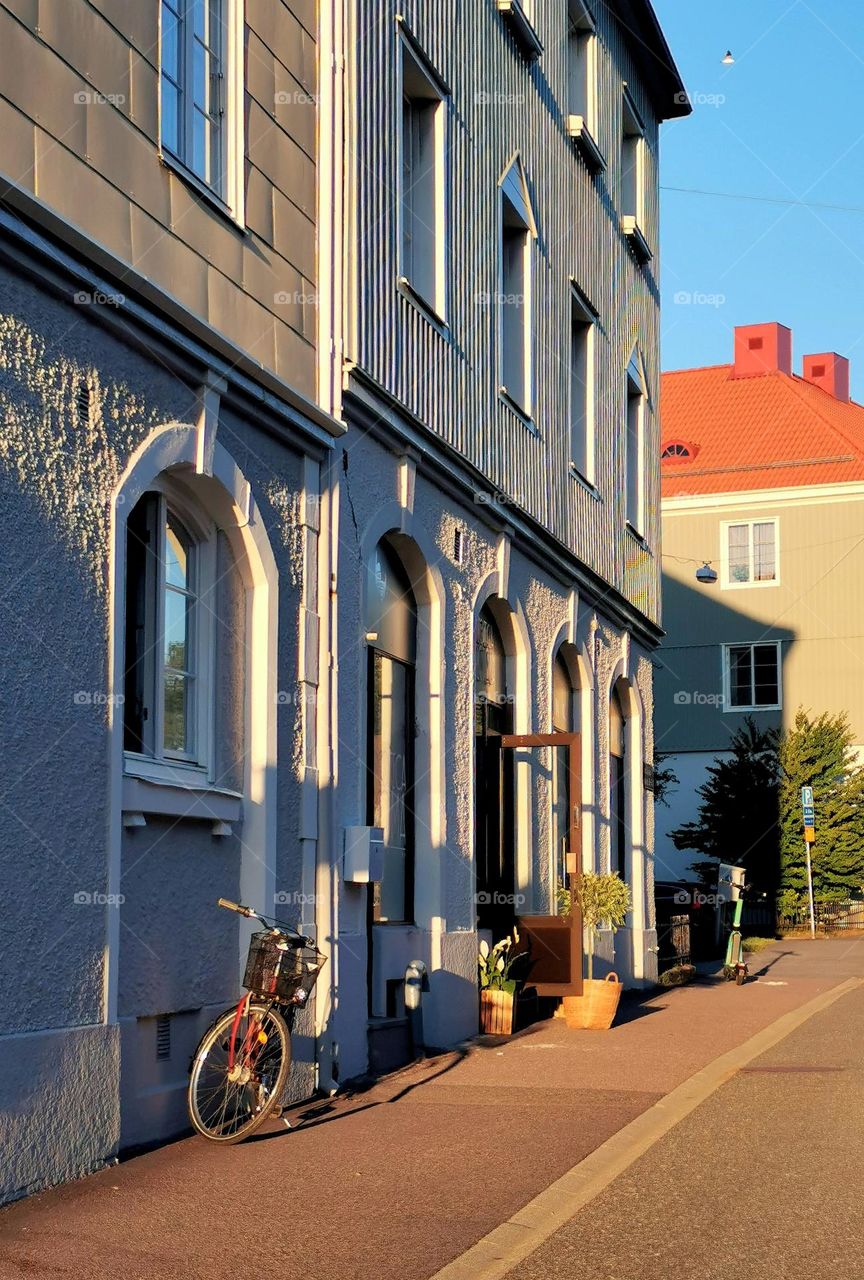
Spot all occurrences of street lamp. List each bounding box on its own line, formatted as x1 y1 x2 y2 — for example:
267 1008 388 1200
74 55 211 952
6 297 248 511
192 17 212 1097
721 50 735 65
696 563 718 584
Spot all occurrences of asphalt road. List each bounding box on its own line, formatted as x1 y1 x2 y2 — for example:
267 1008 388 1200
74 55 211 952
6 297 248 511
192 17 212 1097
509 976 864 1280
2 939 863 1280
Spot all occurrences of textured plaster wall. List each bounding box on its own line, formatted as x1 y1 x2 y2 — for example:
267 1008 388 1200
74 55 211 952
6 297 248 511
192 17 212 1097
331 422 658 1068
0 263 316 1182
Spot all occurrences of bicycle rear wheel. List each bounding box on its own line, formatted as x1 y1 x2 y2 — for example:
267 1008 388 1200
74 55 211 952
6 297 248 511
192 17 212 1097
188 1002 291 1143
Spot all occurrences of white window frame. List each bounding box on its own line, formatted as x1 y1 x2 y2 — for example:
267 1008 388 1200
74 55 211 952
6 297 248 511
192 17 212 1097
566 1 603 169
158 0 245 225
498 157 535 418
720 518 780 589
625 350 646 533
123 480 217 788
570 282 597 483
722 641 783 714
397 31 448 320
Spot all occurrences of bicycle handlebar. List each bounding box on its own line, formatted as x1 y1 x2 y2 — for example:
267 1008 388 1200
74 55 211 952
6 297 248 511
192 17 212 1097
218 897 255 917
217 897 313 947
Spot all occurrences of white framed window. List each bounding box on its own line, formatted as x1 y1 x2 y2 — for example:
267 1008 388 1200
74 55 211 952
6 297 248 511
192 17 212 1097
567 1 603 169
722 642 782 712
499 158 535 416
570 283 597 482
621 91 650 260
625 351 645 532
159 0 245 221
399 36 447 316
123 485 216 781
721 519 779 588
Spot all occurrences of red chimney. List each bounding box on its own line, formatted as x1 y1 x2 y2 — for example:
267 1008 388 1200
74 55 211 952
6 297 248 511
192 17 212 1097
732 323 792 379
802 352 850 402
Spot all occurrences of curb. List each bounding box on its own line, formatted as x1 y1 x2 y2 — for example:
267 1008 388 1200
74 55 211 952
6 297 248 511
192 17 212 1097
428 976 863 1280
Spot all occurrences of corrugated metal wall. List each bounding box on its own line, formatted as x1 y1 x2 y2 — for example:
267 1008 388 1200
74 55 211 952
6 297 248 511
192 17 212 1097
347 0 662 622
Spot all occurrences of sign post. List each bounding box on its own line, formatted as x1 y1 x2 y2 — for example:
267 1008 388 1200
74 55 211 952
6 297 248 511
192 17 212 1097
801 786 816 939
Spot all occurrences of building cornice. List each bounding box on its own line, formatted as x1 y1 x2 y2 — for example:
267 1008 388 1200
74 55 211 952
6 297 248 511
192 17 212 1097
613 0 690 121
345 371 664 649
663 480 864 514
0 184 345 453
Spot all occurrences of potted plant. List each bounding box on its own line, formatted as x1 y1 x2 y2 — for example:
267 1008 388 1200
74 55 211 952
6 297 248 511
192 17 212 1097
478 930 520 1034
558 872 631 1030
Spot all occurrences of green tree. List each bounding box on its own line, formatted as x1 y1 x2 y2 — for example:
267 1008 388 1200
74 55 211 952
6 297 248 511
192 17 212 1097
669 718 780 899
778 709 864 898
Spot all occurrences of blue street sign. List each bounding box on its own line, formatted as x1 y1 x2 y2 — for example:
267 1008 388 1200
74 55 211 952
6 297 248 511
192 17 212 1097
803 808 815 825
801 786 814 808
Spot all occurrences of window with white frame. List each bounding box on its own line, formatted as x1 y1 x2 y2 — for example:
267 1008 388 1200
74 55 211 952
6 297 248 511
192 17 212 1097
570 285 596 481
124 489 215 773
567 1 601 160
723 520 778 586
499 160 534 414
621 92 646 232
160 0 244 217
400 38 445 313
625 352 645 531
724 642 781 711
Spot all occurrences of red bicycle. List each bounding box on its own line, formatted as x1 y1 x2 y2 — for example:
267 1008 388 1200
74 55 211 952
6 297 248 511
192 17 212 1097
187 898 325 1143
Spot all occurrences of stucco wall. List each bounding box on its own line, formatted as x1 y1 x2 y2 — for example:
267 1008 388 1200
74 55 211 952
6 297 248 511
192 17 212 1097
328 422 657 1076
0 257 317 1187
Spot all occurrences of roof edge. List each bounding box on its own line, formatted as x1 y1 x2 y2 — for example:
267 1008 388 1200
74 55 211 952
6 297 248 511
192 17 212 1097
613 0 691 121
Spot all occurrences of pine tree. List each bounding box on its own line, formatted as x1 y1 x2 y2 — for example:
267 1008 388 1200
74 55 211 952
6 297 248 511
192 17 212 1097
669 718 780 899
778 709 864 899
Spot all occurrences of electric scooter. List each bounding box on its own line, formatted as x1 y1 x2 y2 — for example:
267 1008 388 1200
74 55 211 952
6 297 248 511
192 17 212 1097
722 883 749 986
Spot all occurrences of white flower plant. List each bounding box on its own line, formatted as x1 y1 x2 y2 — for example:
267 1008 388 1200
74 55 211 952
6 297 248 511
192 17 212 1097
478 929 521 996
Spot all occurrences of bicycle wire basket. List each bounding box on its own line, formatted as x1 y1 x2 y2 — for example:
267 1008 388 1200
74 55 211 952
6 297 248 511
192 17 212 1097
243 930 326 1006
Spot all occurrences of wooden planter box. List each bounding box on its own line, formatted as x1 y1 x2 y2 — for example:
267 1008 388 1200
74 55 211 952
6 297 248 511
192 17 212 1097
480 988 515 1035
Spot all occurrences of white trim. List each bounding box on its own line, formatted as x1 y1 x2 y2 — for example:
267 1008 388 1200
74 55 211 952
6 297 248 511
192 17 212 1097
721 640 783 714
397 28 448 320
498 157 535 418
719 517 780 590
570 283 596 484
106 424 279 1024
663 481 864 513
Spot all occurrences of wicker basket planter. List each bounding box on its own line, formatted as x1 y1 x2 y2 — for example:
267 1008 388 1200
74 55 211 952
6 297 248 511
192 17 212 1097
562 973 622 1030
480 988 515 1035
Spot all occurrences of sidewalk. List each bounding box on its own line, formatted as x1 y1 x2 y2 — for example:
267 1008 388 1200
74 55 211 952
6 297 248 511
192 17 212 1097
2 939 863 1280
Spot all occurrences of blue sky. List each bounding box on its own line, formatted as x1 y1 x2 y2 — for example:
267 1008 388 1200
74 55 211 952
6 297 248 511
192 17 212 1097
654 0 864 397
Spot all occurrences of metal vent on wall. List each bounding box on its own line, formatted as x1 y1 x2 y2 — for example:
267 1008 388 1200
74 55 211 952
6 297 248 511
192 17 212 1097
156 1014 171 1060
453 527 464 565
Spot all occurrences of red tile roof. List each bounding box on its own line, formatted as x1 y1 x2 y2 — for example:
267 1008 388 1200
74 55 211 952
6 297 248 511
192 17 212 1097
660 364 864 498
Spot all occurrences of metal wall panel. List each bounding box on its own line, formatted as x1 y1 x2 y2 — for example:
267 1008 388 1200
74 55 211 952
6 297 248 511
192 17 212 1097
347 0 663 621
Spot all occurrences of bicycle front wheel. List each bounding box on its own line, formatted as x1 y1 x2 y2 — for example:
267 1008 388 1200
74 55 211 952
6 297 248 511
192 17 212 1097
188 1002 291 1143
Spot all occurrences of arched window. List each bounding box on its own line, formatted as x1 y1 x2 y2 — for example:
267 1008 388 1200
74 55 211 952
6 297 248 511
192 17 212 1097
609 684 627 877
474 602 515 931
661 440 696 461
552 651 580 895
123 489 213 768
366 540 417 923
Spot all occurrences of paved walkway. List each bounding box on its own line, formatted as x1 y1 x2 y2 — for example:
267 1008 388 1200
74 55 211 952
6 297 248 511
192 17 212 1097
2 938 863 1280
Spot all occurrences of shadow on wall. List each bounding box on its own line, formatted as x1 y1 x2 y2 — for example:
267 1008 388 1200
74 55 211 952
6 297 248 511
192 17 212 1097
653 571 795 889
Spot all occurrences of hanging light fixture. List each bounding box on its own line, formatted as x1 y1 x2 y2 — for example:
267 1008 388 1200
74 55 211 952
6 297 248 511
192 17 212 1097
721 50 735 64
696 563 718 585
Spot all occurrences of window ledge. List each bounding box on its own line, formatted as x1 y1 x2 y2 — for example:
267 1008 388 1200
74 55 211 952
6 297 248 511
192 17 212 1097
498 386 537 433
621 216 652 264
496 0 543 60
159 149 246 234
122 765 243 824
723 703 781 716
566 116 606 173
570 465 601 500
625 522 652 553
397 277 449 336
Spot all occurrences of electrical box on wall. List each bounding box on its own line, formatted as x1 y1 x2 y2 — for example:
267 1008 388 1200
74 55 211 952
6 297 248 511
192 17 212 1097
343 826 385 883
